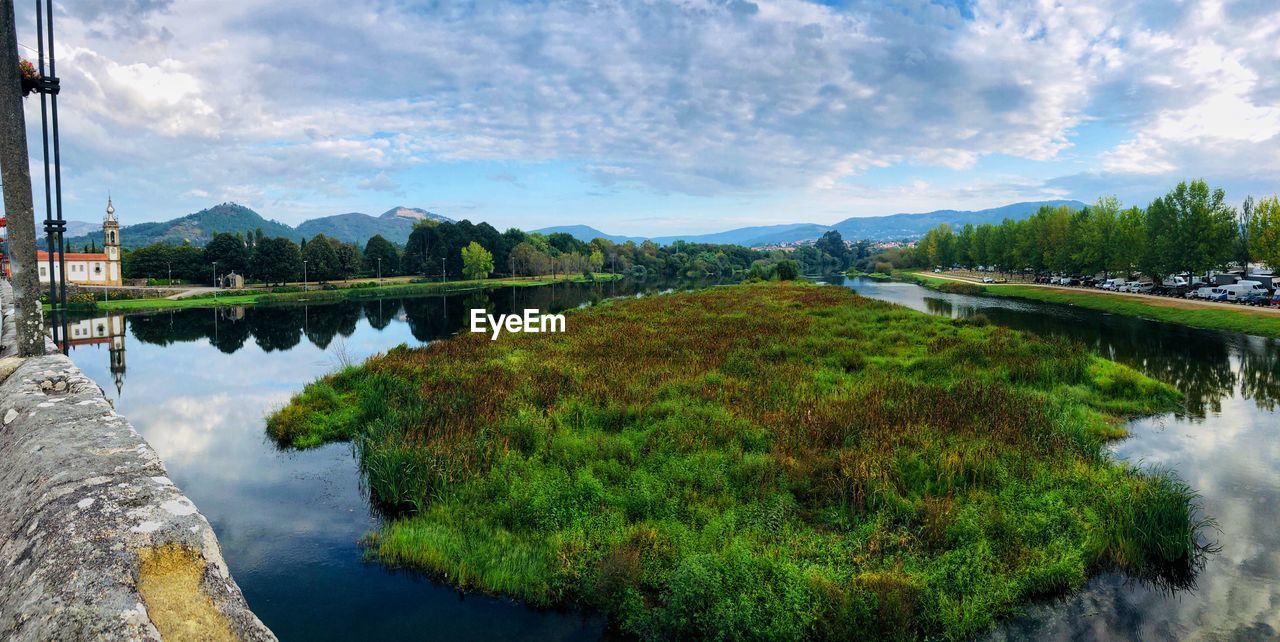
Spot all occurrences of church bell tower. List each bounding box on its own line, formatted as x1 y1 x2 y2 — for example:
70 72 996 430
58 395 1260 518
103 196 121 285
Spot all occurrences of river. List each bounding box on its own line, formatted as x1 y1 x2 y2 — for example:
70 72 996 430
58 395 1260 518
59 276 1278 640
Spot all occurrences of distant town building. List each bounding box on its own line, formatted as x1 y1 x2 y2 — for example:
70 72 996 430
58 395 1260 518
35 197 123 286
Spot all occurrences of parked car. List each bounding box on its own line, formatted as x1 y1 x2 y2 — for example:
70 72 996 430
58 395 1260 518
1130 282 1155 294
1101 279 1126 290
1239 290 1270 306
982 277 994 283
1162 276 1189 288
1271 292 1280 308
1189 286 1217 300
1208 287 1229 301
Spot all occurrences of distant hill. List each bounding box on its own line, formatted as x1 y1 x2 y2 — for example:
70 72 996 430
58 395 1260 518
59 199 1086 251
830 200 1087 241
63 203 452 250
542 200 1087 247
650 223 834 247
531 225 643 245
296 207 452 245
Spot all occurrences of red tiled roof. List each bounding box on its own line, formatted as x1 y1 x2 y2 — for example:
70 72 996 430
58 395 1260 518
35 251 109 260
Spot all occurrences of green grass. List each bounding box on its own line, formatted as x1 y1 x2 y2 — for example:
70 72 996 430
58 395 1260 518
905 271 1280 338
269 283 1206 640
84 274 620 313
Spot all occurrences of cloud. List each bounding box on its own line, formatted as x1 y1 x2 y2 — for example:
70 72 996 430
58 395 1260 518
356 171 398 192
21 0 1280 225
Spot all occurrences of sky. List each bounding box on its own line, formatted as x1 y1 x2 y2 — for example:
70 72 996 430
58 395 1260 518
14 0 1280 235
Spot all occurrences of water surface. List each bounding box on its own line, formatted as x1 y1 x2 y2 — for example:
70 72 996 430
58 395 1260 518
839 276 1280 640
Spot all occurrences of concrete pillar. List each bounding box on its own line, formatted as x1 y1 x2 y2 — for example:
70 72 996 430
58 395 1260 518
0 0 44 356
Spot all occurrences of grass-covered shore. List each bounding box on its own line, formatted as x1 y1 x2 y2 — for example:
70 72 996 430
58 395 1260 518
905 271 1280 338
268 282 1205 640
77 274 620 313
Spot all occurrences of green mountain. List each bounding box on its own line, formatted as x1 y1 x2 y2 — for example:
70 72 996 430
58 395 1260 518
61 203 294 250
63 203 451 250
296 207 451 245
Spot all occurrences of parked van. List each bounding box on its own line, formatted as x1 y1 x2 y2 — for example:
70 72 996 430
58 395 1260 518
1208 287 1229 301
1101 279 1125 290
1237 280 1268 293
1189 286 1217 300
1220 283 1263 302
1162 276 1188 288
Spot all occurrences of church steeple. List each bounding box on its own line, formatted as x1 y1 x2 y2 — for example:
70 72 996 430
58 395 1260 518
103 195 122 285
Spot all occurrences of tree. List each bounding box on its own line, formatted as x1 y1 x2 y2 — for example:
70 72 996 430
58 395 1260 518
363 235 401 276
203 232 249 277
1249 196 1280 273
774 260 799 281
333 240 362 280
813 230 852 270
1238 196 1256 273
1148 180 1236 278
461 241 494 280
301 234 341 281
250 237 303 285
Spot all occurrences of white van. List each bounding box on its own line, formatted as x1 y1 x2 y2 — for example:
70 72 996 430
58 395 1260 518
1101 279 1126 291
1162 276 1188 288
1221 282 1266 302
1237 280 1268 293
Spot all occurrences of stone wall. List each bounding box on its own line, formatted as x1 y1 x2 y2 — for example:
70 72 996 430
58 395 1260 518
0 282 274 640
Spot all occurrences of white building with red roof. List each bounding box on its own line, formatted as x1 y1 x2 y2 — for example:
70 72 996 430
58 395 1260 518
35 197 122 286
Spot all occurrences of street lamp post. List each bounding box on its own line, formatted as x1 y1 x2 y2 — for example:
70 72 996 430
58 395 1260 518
166 262 171 285
441 257 446 283
377 257 382 285
211 261 217 301
303 260 308 293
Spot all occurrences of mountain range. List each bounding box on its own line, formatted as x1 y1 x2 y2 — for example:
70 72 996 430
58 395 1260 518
62 203 452 250
58 199 1085 251
536 200 1087 246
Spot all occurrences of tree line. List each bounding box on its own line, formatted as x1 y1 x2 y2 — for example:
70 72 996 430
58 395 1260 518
121 219 870 285
895 180 1280 280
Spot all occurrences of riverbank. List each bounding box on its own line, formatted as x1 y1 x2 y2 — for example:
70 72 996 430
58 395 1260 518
71 273 622 314
906 271 1280 338
267 282 1204 640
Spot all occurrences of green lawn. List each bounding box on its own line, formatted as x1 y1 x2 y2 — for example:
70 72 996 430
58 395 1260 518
907 272 1280 338
268 282 1205 640
78 274 621 314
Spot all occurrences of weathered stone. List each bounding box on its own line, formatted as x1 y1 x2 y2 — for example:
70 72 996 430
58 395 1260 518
0 293 273 639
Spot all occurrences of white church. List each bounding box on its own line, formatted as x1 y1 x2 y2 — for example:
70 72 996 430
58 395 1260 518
35 197 123 286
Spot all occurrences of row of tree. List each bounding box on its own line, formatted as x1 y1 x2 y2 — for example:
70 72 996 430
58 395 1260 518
121 219 850 285
903 180 1280 279
123 231 366 285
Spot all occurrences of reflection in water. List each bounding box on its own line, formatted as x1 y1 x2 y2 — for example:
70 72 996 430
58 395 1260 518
842 277 1280 641
61 314 128 394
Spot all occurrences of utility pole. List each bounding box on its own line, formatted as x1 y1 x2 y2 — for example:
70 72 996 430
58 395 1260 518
0 0 44 355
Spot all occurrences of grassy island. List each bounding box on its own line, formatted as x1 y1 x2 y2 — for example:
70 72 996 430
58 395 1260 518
269 283 1204 640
